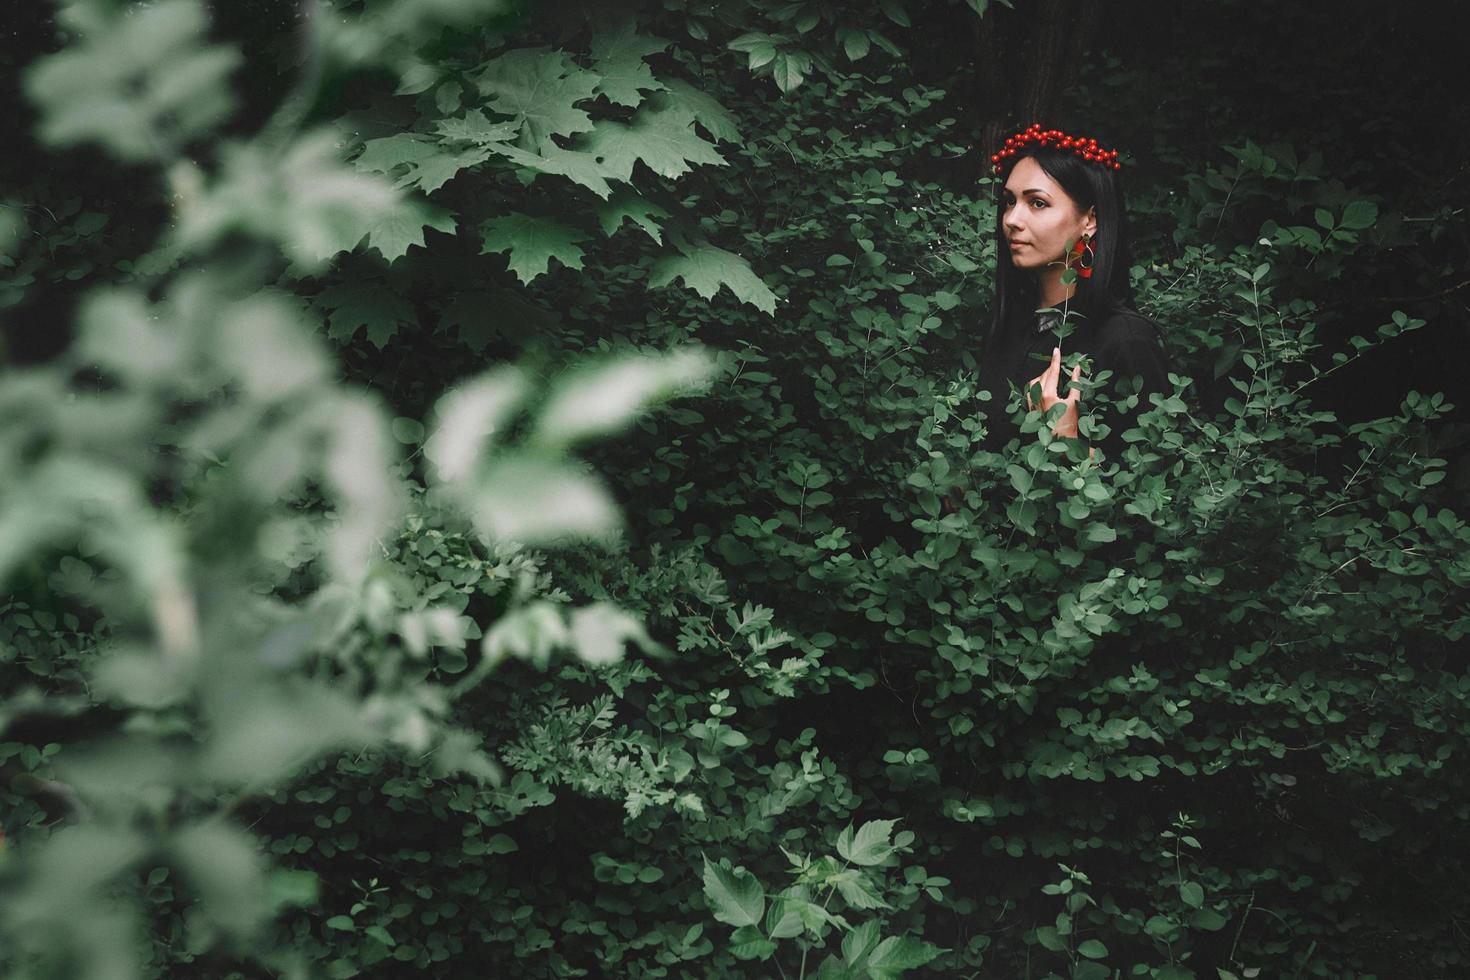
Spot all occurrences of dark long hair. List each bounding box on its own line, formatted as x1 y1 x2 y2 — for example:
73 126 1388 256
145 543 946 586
987 141 1135 348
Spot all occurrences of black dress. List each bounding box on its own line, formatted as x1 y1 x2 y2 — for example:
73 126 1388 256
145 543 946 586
977 305 1171 460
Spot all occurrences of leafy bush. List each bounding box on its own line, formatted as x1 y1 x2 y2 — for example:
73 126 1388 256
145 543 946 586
3 2 1466 979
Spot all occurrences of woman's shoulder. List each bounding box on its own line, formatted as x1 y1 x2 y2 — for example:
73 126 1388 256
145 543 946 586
1094 306 1162 342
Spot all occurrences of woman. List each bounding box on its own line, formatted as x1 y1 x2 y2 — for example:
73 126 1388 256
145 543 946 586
977 125 1170 459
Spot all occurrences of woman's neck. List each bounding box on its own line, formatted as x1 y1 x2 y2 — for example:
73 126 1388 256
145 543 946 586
1036 266 1076 310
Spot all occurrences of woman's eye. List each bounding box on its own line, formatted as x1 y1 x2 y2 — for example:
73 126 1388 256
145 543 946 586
1030 199 1047 209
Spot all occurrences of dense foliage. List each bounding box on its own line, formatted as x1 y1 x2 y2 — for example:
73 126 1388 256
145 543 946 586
2 1 1467 978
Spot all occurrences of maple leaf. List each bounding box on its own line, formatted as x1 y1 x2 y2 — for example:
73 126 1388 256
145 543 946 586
589 20 668 108
479 213 588 284
353 133 488 193
366 200 457 263
650 242 776 314
439 289 558 351
473 48 600 152
493 144 618 199
433 110 521 145
315 283 416 349
659 78 742 143
597 191 669 243
580 97 725 182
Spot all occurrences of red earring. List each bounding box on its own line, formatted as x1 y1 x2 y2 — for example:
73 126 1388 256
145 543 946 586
1072 234 1096 279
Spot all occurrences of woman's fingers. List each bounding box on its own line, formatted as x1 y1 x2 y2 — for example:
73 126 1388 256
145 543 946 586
1044 347 1061 391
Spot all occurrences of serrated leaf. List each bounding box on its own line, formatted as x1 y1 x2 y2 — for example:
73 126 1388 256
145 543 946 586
649 242 776 314
479 213 588 283
867 935 942 978
831 870 889 910
316 283 415 348
659 78 742 142
473 48 601 151
493 144 618 199
728 924 777 960
597 191 669 242
589 20 668 108
366 201 456 263
354 134 489 194
702 857 765 928
433 110 521 145
841 919 882 965
836 819 898 866
581 97 725 181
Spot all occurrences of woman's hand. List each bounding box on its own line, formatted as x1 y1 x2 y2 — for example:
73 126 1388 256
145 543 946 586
1026 346 1083 439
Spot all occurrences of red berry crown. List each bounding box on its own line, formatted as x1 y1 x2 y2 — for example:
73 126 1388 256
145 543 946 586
990 123 1122 174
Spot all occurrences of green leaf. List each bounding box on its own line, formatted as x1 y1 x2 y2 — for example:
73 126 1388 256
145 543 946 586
597 191 670 242
728 924 777 960
659 78 742 142
772 52 813 93
354 134 489 193
866 935 942 978
471 455 620 543
425 367 530 483
836 819 898 866
473 48 601 152
25 0 241 161
325 915 355 931
433 110 522 145
390 417 426 444
589 20 668 108
1180 880 1205 908
493 144 619 199
1077 938 1108 959
581 97 726 181
532 349 710 448
841 919 882 965
365 200 456 263
649 242 776 314
479 213 588 283
1340 199 1378 230
702 856 765 928
316 283 416 348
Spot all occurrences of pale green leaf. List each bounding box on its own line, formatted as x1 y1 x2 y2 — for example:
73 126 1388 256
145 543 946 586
473 48 601 151
580 97 725 181
366 200 457 262
425 367 530 483
532 349 711 448
589 20 668 108
471 455 620 543
1180 880 1205 908
835 819 897 866
702 857 765 928
171 820 269 938
659 78 742 142
650 242 777 314
867 935 942 978
433 109 521 145
479 213 588 283
493 144 619 199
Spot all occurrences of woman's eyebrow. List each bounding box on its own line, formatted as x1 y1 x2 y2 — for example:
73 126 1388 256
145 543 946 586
1003 188 1049 196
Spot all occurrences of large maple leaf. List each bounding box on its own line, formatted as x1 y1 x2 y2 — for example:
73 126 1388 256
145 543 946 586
473 48 601 152
365 200 457 263
589 21 668 108
597 191 669 243
659 78 742 143
315 283 416 349
354 133 488 193
580 96 725 182
649 242 776 314
494 144 618 199
479 213 588 283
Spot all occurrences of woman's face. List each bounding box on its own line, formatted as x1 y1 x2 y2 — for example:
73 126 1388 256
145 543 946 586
1001 156 1097 273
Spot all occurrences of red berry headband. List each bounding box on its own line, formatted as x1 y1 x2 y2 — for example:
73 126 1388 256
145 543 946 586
990 123 1122 174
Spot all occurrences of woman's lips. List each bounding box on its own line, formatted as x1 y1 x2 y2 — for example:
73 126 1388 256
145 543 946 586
1008 242 1028 250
